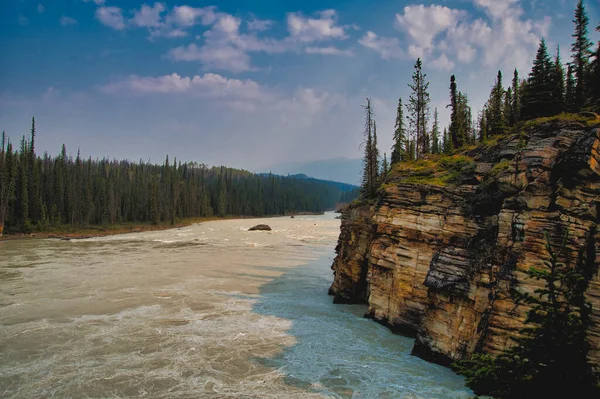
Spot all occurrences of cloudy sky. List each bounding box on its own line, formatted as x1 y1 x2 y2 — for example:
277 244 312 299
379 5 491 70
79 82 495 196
1 0 598 172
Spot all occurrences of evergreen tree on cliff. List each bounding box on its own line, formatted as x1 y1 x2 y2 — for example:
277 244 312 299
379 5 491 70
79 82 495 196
509 69 521 126
431 108 440 154
360 98 377 198
391 97 407 165
566 63 577 112
550 46 566 115
522 39 553 120
407 58 430 158
455 232 598 398
591 23 600 110
488 71 505 135
381 153 389 177
571 0 592 110
448 75 459 149
372 120 380 187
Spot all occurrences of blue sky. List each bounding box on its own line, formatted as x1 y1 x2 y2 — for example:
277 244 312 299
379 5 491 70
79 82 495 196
1 0 598 174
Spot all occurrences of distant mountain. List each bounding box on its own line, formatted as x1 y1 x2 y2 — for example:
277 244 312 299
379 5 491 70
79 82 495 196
259 158 362 186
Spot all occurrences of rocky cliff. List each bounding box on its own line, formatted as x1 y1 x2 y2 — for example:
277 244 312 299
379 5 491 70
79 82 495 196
329 116 600 375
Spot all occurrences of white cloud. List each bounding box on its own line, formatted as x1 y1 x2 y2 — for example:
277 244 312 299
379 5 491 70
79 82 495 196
83 0 106 5
247 19 272 32
430 53 455 71
395 5 465 56
99 72 342 116
96 6 125 30
305 46 353 56
473 0 520 20
358 31 403 60
131 2 165 28
287 10 347 42
100 73 265 99
37 4 45 14
364 0 551 73
165 5 216 27
60 16 79 26
167 44 252 73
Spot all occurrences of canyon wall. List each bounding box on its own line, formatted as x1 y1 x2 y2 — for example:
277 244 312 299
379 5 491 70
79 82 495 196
330 118 600 374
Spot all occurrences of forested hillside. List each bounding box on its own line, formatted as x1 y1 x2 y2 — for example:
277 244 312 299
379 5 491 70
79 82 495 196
0 124 357 235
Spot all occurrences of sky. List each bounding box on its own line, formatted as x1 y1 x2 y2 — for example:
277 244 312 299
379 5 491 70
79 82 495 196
1 0 599 174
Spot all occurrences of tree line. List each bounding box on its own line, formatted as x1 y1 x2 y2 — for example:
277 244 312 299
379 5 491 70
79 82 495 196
0 121 357 235
361 0 600 198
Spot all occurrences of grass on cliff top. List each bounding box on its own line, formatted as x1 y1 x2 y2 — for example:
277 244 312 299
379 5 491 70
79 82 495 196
524 112 600 128
388 154 476 187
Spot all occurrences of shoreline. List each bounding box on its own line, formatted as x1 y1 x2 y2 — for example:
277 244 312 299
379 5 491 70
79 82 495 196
0 212 327 242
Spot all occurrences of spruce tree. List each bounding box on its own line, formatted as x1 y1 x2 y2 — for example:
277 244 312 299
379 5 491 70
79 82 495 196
591 23 600 110
522 39 554 120
372 120 380 187
488 71 505 135
566 63 577 112
449 75 459 148
550 46 566 115
571 0 592 110
511 69 521 125
381 153 389 177
391 97 406 165
479 108 488 142
504 88 514 128
442 127 450 154
431 108 440 154
360 98 376 198
407 58 430 158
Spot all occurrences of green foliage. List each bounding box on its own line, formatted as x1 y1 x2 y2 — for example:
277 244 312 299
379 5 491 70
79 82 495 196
407 58 431 158
571 0 593 110
454 232 598 398
391 97 407 165
392 155 475 187
360 98 380 199
1 122 357 235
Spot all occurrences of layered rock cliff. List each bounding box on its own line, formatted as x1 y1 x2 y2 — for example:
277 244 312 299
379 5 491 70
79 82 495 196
330 116 600 375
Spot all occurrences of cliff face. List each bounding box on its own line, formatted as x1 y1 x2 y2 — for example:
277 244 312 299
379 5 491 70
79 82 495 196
330 118 600 373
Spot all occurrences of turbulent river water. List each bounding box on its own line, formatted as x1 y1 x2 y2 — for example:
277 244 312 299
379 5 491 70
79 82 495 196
1 213 475 398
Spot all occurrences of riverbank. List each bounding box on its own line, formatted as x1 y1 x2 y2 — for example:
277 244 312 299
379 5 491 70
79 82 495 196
0 212 329 241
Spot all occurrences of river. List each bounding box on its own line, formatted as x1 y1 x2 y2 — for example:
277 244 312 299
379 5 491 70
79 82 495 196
0 213 475 398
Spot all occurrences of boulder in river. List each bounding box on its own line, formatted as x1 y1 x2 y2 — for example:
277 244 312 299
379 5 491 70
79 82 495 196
248 224 272 231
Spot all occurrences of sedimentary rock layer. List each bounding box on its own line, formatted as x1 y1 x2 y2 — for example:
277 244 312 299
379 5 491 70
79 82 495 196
330 119 600 373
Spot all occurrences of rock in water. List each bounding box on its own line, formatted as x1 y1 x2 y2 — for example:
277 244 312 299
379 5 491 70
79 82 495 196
248 224 272 231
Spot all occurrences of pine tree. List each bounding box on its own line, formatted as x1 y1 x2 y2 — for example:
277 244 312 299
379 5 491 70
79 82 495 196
360 98 377 198
372 120 380 188
407 58 430 158
488 70 505 135
449 75 459 148
441 127 449 154
381 153 389 177
550 46 566 115
566 63 577 112
479 108 488 142
504 88 514 128
522 39 554 120
571 0 592 110
511 69 521 125
391 97 406 165
591 23 600 110
431 108 440 154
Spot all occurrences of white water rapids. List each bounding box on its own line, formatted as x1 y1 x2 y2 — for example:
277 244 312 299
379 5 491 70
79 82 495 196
0 213 475 398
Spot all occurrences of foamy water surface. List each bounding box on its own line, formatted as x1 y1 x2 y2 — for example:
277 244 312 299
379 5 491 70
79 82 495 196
0 213 475 398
